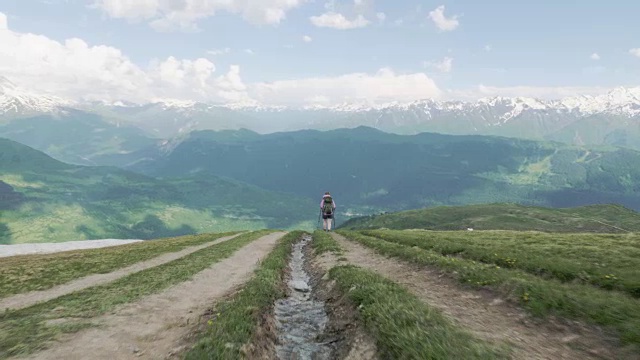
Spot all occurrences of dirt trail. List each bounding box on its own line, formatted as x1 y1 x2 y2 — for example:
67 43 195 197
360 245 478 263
331 233 629 360
0 234 242 313
21 231 285 360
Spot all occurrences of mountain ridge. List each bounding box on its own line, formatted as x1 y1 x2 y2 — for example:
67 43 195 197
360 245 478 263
114 127 640 216
2 75 639 128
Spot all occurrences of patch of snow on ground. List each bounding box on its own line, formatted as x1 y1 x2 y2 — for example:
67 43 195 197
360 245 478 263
0 239 143 258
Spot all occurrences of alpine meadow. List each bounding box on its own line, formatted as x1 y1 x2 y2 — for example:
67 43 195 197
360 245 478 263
2 1 640 359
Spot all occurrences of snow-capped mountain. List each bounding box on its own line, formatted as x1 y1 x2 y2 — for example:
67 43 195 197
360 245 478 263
0 77 71 116
300 87 640 123
1 74 640 148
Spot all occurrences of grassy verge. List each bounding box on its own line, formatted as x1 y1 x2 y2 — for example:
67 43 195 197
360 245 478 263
338 231 640 348
311 230 343 255
184 231 304 359
0 230 271 358
362 229 640 297
329 265 510 359
0 231 240 299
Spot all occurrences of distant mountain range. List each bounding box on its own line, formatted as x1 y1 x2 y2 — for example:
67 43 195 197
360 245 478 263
112 127 640 215
2 76 640 150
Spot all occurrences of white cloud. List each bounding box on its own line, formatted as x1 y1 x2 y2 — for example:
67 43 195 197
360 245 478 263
0 12 250 103
93 0 158 20
310 12 369 29
424 57 453 73
244 49 255 55
0 12 7 30
428 5 459 32
207 48 231 56
5 10 627 108
590 53 600 60
630 48 640 58
302 35 312 42
484 44 492 52
94 0 305 31
251 68 441 106
376 12 386 22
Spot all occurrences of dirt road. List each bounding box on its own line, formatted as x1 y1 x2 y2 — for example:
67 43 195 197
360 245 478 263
330 233 624 360
22 231 285 360
0 234 242 313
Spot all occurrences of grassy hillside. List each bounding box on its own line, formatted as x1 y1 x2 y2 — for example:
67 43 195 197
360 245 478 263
339 203 640 232
339 230 640 350
0 138 314 244
114 127 640 216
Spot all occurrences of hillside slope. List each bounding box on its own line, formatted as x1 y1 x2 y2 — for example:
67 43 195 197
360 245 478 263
115 127 640 214
0 138 313 244
339 203 640 232
0 111 155 166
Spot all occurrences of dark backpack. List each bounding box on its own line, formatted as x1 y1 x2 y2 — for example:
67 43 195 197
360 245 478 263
323 196 333 214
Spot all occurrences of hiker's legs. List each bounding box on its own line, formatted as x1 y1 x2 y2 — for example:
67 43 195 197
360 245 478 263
323 216 328 230
327 215 333 231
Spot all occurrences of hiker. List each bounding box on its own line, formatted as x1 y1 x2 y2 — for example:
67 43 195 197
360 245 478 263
320 192 336 231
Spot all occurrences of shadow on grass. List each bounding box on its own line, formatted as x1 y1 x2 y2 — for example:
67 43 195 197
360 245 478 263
77 214 197 240
129 215 197 240
0 222 11 244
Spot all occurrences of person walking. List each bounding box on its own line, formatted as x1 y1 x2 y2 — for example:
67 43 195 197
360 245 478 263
320 192 336 231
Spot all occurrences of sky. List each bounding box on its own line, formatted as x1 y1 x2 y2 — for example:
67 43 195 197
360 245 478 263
0 0 639 106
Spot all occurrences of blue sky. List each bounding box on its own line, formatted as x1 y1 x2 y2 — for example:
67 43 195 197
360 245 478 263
0 0 639 105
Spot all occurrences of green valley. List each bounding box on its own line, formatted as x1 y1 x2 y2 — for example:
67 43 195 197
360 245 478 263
0 138 314 244
5 125 640 244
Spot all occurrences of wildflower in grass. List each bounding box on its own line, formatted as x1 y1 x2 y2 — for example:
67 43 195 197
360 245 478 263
208 320 214 326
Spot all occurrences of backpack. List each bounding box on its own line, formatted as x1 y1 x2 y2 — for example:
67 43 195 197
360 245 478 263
323 196 333 214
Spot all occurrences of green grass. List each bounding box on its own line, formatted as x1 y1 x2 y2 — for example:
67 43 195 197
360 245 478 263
362 229 640 298
185 231 304 359
329 265 510 359
339 203 640 233
311 230 343 255
0 231 240 299
338 231 640 348
0 230 272 358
